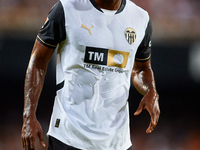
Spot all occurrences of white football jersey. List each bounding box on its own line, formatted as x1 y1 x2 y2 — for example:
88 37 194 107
37 0 152 149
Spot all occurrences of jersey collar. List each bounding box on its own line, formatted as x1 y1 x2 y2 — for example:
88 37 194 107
89 0 126 14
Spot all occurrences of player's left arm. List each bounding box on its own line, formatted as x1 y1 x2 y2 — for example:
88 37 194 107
132 59 160 133
132 19 160 133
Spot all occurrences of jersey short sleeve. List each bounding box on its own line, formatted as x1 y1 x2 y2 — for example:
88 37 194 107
135 20 152 62
36 1 66 49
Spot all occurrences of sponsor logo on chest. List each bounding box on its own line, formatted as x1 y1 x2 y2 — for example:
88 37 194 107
84 47 130 68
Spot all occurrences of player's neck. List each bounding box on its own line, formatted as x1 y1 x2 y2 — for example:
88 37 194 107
95 0 122 10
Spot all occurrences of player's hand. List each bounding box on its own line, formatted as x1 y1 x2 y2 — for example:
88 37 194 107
134 90 160 133
21 117 46 150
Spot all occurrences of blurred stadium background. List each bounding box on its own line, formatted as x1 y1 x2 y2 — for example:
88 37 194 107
0 0 200 149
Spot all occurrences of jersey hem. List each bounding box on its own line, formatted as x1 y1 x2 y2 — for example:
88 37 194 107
47 133 132 150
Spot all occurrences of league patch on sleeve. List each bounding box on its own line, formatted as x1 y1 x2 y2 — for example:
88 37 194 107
41 17 49 29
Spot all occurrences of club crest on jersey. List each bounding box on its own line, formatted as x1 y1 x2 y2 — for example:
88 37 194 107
125 27 136 44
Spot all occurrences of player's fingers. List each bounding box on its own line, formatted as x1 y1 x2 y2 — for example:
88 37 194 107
146 121 156 133
30 136 36 150
151 110 157 126
24 137 31 150
147 110 158 133
146 108 159 133
134 102 143 116
21 137 25 148
38 131 46 148
21 134 28 149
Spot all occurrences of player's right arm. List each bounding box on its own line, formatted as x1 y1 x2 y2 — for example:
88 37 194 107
21 1 66 149
21 40 55 150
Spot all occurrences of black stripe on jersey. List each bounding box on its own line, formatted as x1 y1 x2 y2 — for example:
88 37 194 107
89 0 126 14
90 0 103 13
37 1 66 49
56 80 65 92
135 20 152 62
116 0 126 14
37 35 57 49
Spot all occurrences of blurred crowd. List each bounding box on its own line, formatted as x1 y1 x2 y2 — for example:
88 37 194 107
1 0 199 17
0 0 200 40
134 0 200 18
0 0 56 34
134 0 200 41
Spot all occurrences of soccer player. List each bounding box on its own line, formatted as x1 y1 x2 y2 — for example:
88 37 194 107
21 0 160 150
